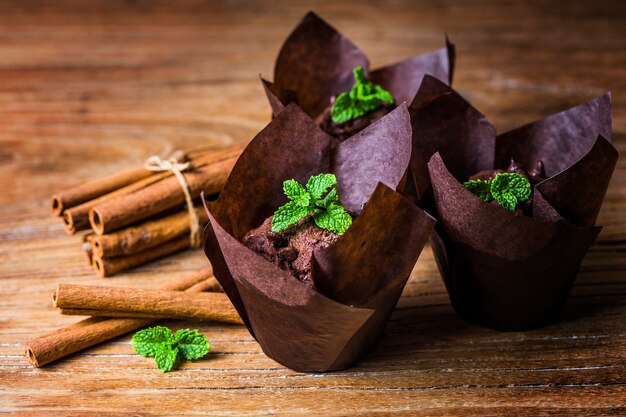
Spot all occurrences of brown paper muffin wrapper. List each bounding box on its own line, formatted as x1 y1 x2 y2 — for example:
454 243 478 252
202 103 435 371
410 75 617 330
261 11 455 121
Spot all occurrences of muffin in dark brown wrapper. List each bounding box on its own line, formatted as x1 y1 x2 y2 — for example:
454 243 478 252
410 75 617 330
241 216 340 287
261 11 455 140
202 103 435 372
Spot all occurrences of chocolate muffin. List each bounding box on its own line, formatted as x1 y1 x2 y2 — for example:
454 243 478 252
243 216 339 286
316 104 396 141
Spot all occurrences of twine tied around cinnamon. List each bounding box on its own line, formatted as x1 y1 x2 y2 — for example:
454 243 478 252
144 151 201 248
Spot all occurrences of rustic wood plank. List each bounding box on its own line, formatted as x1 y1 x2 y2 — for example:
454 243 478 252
0 0 625 415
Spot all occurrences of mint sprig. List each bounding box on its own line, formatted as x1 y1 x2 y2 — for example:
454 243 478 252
132 326 210 372
331 66 394 124
271 173 352 235
463 179 493 203
463 173 532 211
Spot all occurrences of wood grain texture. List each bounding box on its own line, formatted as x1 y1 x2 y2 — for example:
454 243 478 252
0 0 624 415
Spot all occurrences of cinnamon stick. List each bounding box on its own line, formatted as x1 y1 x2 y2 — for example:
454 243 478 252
89 154 238 234
187 276 223 292
53 284 241 324
51 166 153 217
90 208 209 258
92 234 189 277
57 276 223 317
84 244 93 265
24 267 215 367
56 310 178 319
82 233 94 265
61 171 171 233
59 275 223 318
59 145 243 234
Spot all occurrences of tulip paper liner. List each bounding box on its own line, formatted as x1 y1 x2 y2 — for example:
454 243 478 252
409 75 618 330
261 11 455 126
202 103 435 372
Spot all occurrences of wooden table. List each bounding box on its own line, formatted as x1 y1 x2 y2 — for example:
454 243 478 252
1 1 625 415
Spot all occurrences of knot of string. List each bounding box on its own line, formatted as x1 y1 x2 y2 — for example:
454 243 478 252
144 152 201 248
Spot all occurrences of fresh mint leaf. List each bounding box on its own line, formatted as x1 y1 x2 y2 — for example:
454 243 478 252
131 325 174 357
463 172 532 211
283 179 310 207
331 66 395 124
313 202 352 235
494 191 518 211
373 85 394 105
155 346 179 373
331 93 358 124
271 173 352 235
353 64 370 85
317 187 339 208
132 326 211 373
495 173 532 201
463 179 493 202
175 329 210 361
490 173 531 211
306 173 337 200
271 201 310 232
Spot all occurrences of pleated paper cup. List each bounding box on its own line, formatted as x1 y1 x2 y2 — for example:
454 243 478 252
411 76 617 330
202 103 435 371
261 12 454 135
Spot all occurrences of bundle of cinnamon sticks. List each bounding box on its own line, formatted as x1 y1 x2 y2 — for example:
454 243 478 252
52 145 243 276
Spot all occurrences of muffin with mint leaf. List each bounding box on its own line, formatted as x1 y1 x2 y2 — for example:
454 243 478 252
314 66 396 140
242 173 351 286
409 75 617 330
261 11 454 140
463 160 544 215
202 103 435 372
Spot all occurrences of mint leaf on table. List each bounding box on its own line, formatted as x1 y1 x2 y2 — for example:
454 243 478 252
131 325 174 357
271 173 352 235
155 346 179 373
131 326 210 373
463 173 532 211
331 66 394 124
175 329 210 360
